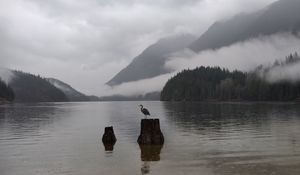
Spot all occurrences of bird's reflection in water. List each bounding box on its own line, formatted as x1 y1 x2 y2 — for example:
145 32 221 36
141 162 150 175
139 145 163 174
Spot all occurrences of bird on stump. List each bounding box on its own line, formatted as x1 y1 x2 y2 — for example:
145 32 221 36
139 105 150 118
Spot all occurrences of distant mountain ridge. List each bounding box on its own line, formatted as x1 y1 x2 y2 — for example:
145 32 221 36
108 0 300 88
107 34 196 86
5 70 99 102
10 71 68 102
47 78 90 102
189 0 300 52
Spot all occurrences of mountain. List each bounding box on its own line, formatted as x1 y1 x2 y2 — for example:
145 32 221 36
9 71 68 102
108 0 300 87
107 34 196 86
47 78 93 102
189 0 300 52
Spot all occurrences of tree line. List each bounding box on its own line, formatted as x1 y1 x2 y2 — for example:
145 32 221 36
0 78 14 101
9 71 68 102
161 53 300 101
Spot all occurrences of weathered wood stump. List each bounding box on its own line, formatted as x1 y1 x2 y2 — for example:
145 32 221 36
137 119 164 145
102 126 117 145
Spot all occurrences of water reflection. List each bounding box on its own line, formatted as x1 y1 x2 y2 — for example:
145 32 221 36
103 143 115 152
103 143 114 158
140 145 163 161
139 145 163 174
0 103 68 141
162 102 300 133
104 102 141 143
161 102 300 175
1 102 300 175
141 161 150 175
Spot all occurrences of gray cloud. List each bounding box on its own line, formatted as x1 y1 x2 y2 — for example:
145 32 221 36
0 68 15 84
259 60 300 83
105 32 300 96
101 72 176 96
0 0 276 95
165 33 300 72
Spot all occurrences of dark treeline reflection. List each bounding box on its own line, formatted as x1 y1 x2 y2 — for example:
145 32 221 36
162 102 300 133
161 102 300 175
0 103 70 138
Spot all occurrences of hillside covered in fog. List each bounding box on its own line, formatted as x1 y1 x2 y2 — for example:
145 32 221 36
108 0 300 91
161 53 300 101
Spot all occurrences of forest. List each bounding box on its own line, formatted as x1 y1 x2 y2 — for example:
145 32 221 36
10 71 68 102
0 78 14 102
161 53 300 101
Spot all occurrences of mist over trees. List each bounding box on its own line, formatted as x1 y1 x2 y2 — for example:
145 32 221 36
161 53 300 101
0 78 14 102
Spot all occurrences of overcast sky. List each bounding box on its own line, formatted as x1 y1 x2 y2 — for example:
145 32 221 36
0 0 276 95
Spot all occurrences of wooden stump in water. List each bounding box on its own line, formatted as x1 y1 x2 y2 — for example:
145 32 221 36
102 126 117 145
137 119 164 145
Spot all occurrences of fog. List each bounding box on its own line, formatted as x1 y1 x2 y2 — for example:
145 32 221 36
100 73 175 96
262 62 300 83
165 33 300 72
0 0 276 95
0 68 15 84
106 32 300 96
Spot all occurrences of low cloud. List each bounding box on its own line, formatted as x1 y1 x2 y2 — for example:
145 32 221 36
262 62 300 83
0 68 15 84
165 33 300 72
100 73 176 97
100 32 300 96
0 0 276 95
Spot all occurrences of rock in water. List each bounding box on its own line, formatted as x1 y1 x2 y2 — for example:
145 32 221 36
137 119 164 145
102 126 117 145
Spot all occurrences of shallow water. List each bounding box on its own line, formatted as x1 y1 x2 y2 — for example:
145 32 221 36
0 101 300 175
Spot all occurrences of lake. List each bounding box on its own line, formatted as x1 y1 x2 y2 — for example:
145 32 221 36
0 101 300 175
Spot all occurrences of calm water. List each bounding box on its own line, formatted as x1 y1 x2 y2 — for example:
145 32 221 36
0 102 300 175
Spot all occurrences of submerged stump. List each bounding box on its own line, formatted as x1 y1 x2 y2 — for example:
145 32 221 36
137 119 164 145
102 126 117 145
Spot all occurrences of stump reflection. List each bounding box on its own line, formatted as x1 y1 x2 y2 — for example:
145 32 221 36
139 144 163 161
139 144 163 175
103 143 115 151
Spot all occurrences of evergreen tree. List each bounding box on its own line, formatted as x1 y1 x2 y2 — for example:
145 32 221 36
0 78 14 101
161 53 300 102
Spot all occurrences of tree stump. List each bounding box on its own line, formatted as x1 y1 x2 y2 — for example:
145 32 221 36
102 126 117 145
137 119 164 145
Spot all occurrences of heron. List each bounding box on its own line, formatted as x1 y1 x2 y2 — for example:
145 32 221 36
139 105 150 118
